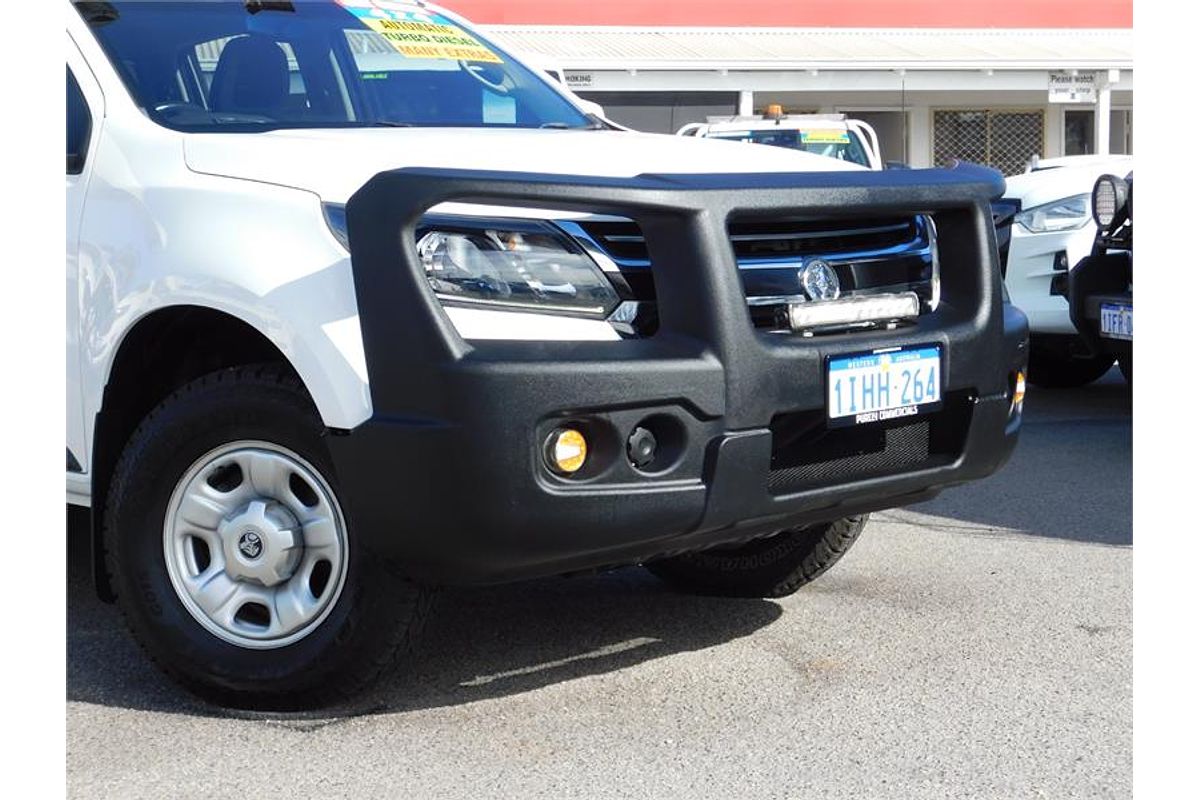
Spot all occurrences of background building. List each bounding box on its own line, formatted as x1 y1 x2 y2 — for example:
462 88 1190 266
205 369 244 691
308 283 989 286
450 0 1133 174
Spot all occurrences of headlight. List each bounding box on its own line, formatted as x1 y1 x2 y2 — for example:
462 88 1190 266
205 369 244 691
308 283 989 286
322 205 619 319
1014 194 1092 234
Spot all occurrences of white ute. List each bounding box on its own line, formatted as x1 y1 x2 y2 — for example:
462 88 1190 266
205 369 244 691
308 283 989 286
66 0 1026 708
1000 154 1134 386
678 109 884 170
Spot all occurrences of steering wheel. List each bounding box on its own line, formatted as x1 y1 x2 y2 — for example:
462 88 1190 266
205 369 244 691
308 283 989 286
459 61 511 95
153 102 274 125
153 102 201 115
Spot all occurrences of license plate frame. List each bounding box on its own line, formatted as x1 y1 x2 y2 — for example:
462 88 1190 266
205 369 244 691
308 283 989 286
825 344 944 428
1099 302 1133 341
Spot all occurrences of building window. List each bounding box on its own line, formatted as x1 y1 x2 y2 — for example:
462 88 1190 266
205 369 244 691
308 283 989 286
933 109 1044 176
1064 109 1134 156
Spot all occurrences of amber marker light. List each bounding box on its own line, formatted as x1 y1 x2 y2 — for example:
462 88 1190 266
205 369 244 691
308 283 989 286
1011 370 1027 416
546 428 588 475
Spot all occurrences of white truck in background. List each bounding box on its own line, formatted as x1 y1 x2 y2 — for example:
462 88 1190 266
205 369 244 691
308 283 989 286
678 109 884 170
998 154 1134 386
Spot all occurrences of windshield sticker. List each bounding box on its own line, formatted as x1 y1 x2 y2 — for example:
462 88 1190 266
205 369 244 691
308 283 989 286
337 0 502 63
800 130 852 145
483 91 517 125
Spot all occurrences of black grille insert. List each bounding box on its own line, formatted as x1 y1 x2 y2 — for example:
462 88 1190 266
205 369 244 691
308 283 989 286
767 391 973 495
578 216 920 263
728 217 919 260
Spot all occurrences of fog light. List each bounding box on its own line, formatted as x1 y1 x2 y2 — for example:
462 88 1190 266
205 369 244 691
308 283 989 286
1011 370 1027 416
546 428 588 475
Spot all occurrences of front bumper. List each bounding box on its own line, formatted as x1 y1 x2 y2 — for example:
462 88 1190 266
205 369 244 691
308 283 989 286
1004 225 1095 335
1069 250 1133 358
328 164 1028 585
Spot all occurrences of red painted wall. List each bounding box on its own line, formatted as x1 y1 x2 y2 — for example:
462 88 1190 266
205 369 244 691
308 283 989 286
442 0 1132 28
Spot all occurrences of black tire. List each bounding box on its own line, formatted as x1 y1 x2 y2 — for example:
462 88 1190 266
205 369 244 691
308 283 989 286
104 364 432 710
1118 353 1132 384
645 516 868 598
1027 344 1113 389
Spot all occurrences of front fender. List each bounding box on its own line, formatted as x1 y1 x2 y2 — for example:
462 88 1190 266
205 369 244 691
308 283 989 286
77 158 373 444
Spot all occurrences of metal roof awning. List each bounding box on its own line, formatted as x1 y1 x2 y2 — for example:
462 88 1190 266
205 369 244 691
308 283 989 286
482 27 1133 71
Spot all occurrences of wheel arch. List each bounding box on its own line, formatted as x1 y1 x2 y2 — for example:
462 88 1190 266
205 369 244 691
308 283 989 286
88 305 323 601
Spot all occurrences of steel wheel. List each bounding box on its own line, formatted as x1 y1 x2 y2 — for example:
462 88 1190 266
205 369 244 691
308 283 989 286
162 440 349 649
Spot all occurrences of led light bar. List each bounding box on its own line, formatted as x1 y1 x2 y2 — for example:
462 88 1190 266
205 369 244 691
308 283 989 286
788 292 920 330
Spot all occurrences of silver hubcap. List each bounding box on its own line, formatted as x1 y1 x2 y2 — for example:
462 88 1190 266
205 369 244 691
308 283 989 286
163 441 349 649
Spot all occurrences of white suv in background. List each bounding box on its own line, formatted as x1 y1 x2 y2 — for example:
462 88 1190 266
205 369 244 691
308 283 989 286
678 110 883 170
1000 154 1134 387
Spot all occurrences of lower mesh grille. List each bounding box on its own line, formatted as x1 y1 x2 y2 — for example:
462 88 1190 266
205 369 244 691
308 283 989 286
767 392 972 495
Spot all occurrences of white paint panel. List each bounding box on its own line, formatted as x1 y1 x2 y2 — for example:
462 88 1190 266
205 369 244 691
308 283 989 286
446 307 622 341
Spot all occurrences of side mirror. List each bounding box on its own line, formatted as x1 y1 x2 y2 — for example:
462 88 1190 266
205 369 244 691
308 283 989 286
574 98 606 119
67 152 85 175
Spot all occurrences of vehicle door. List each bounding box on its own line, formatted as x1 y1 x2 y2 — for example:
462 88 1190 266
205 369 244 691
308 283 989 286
67 37 104 478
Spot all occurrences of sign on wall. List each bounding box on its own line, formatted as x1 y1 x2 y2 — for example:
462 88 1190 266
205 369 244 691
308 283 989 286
1048 72 1098 104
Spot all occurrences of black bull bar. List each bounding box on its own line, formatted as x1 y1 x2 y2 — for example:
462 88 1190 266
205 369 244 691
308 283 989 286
327 162 1028 584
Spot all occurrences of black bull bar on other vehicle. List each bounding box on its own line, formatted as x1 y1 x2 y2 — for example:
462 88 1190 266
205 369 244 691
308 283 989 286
327 162 1029 585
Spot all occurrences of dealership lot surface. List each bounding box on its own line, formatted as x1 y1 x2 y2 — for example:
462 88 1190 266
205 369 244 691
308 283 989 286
67 373 1131 799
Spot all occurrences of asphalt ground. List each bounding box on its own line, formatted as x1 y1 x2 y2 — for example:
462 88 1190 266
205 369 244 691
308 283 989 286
66 370 1132 799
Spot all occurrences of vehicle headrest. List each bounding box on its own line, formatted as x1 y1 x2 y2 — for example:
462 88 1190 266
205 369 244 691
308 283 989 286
210 34 289 115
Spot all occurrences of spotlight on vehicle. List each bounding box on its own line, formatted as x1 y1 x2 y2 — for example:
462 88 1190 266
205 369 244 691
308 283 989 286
1091 174 1129 230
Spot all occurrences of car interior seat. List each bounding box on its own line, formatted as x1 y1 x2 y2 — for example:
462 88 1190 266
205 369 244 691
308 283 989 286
209 34 290 117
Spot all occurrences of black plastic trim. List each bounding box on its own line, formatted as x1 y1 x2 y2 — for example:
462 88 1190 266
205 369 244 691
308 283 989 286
329 163 1027 585
1069 251 1132 358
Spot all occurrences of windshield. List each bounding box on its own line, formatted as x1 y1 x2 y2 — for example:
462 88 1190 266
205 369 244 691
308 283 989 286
708 128 871 167
75 0 593 132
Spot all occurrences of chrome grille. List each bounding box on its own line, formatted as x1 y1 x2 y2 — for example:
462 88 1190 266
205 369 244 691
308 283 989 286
561 213 936 337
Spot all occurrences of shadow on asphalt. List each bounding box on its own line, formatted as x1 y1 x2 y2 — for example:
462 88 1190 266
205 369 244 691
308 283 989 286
67 507 781 722
911 368 1132 546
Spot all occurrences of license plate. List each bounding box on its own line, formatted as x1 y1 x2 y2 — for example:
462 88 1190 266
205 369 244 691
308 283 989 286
1100 303 1132 340
827 345 942 426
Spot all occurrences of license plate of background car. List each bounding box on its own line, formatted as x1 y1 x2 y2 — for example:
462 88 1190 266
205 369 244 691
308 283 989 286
1100 302 1133 340
826 345 942 428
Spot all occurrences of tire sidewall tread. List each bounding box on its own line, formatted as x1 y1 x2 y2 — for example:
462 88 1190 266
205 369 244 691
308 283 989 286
104 364 430 710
